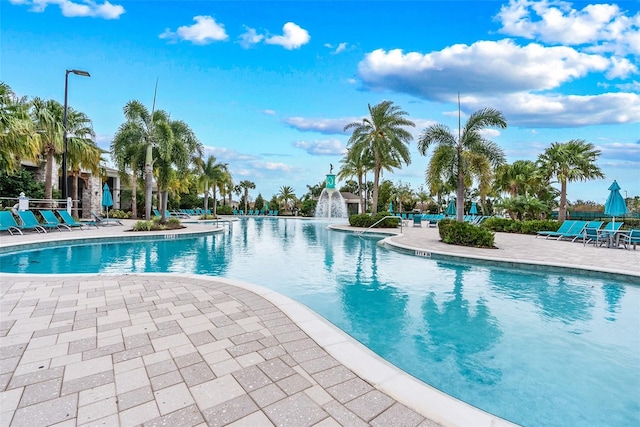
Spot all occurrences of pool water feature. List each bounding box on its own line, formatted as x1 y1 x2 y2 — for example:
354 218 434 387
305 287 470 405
1 218 638 426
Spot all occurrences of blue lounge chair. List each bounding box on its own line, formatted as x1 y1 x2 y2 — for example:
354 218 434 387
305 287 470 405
557 221 588 241
0 211 23 235
90 210 123 226
16 210 51 233
620 229 640 250
536 220 575 239
58 210 98 229
39 210 72 231
413 215 422 227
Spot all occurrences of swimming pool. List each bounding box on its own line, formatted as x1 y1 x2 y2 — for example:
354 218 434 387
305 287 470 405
1 218 638 426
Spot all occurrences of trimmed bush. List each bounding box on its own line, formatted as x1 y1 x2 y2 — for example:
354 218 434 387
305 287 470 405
348 211 399 228
482 217 560 234
438 219 495 248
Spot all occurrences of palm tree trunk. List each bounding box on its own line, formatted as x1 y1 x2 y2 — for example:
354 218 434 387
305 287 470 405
72 173 79 213
45 149 54 200
357 173 364 214
457 172 465 222
160 189 168 223
371 166 380 216
212 186 217 217
145 144 153 220
558 179 568 222
244 190 248 213
131 171 138 218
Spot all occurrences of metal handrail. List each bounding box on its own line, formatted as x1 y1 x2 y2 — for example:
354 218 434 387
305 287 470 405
356 215 402 236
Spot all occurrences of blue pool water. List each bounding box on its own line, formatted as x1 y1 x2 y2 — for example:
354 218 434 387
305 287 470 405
1 218 638 426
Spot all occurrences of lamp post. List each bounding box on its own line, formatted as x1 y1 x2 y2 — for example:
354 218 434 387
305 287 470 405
62 69 90 201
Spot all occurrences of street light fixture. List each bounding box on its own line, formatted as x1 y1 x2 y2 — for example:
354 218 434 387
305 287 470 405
62 69 91 202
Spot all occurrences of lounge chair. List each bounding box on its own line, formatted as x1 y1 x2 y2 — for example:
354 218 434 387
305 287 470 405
619 229 640 250
39 210 72 231
536 220 575 239
90 210 123 226
413 215 422 227
58 210 98 229
16 210 51 233
0 211 23 235
556 221 588 241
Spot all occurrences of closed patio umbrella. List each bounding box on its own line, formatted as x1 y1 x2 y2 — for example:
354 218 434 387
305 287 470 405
389 201 393 213
446 198 456 216
102 183 113 219
604 180 627 227
470 201 478 215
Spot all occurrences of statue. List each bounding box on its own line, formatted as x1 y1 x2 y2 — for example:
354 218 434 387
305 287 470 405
329 163 333 174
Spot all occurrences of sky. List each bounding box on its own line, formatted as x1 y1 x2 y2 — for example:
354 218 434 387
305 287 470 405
2 0 639 205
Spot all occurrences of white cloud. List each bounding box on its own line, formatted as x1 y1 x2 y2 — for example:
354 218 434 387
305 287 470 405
159 16 228 45
265 22 310 50
478 91 640 127
358 41 616 98
325 42 348 54
293 139 347 156
357 39 639 127
262 109 276 115
284 116 356 134
496 0 640 55
238 26 264 49
10 0 125 19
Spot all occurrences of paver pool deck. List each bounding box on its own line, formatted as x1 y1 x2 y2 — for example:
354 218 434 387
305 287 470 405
1 219 638 427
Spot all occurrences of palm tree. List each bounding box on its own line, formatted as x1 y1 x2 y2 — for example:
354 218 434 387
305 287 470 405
111 119 147 218
344 100 415 215
154 119 202 222
238 180 256 214
278 185 295 214
418 107 507 222
537 139 604 221
117 100 173 220
0 83 39 174
30 98 67 199
65 108 101 210
338 148 373 214
494 160 540 198
197 155 227 217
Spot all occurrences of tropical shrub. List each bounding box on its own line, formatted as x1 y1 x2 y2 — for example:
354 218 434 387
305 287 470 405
482 217 559 234
349 211 399 228
105 209 131 219
438 219 495 248
132 220 154 231
217 205 233 215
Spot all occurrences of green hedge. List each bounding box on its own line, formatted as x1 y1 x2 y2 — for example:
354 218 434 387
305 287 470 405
482 217 560 234
349 211 399 228
438 219 495 248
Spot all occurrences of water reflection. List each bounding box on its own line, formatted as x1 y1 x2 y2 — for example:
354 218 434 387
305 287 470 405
602 283 625 321
418 263 502 385
337 235 409 356
488 268 594 324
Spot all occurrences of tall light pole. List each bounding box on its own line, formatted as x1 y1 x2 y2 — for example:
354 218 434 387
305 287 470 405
62 69 90 201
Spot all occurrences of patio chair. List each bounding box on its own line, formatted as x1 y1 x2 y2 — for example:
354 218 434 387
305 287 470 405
58 210 98 229
536 220 575 239
619 229 640 250
413 215 423 227
16 210 50 233
0 211 23 235
39 210 72 231
582 227 606 247
90 210 123 226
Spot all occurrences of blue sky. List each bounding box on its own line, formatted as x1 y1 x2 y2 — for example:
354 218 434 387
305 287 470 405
3 0 639 204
